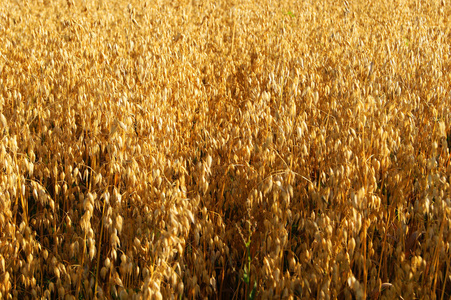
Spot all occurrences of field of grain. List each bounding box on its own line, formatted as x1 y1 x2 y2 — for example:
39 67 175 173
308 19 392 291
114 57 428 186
1 0 451 299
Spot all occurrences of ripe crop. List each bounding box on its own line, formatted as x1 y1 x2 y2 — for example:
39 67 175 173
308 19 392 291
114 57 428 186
0 0 450 299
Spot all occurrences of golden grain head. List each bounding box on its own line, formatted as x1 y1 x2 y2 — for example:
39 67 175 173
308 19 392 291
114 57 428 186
0 0 450 298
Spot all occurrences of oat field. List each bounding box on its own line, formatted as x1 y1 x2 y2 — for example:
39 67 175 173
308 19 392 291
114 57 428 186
1 0 451 299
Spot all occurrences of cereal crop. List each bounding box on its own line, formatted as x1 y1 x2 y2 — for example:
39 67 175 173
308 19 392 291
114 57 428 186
0 0 451 299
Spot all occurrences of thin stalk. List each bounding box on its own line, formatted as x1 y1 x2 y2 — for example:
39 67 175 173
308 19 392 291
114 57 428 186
363 219 367 298
94 191 107 296
440 254 449 300
432 216 445 294
76 232 87 299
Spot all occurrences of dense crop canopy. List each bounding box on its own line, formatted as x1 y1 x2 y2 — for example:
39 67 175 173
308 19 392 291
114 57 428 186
0 0 451 299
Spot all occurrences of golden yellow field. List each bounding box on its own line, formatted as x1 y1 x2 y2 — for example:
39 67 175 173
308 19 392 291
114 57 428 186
1 0 451 299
